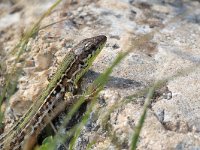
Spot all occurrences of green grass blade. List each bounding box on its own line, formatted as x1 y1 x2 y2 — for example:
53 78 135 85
0 0 63 125
130 85 155 150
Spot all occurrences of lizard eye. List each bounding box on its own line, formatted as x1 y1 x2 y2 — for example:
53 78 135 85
84 42 91 48
79 61 85 66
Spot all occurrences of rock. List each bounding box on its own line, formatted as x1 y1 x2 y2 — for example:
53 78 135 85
0 0 200 149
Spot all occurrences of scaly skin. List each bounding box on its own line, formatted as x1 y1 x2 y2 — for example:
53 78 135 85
0 35 107 150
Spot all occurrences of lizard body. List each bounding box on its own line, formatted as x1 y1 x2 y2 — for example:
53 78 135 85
0 35 107 150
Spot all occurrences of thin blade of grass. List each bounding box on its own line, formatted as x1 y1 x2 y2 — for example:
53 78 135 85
67 52 130 147
68 52 131 150
0 0 64 125
130 85 155 150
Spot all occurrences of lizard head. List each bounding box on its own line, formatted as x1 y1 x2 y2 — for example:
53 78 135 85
72 35 107 84
74 35 107 57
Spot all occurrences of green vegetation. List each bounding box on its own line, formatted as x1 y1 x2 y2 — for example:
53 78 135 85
0 1 196 150
0 0 63 127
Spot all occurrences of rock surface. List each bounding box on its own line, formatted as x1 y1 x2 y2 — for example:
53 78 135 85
0 0 200 149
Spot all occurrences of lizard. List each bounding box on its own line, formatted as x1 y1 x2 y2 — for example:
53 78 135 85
0 35 107 150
